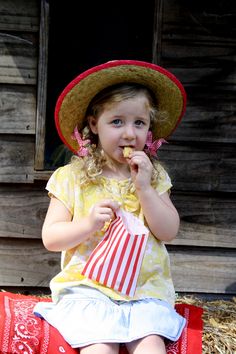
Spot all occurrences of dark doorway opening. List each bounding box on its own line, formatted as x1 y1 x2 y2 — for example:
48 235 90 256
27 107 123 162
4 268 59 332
45 0 156 168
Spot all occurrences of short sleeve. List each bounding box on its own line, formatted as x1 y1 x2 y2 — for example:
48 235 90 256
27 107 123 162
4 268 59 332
155 163 172 195
46 164 76 214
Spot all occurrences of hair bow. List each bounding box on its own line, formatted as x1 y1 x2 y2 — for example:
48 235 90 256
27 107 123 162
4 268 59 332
144 131 167 157
71 126 91 157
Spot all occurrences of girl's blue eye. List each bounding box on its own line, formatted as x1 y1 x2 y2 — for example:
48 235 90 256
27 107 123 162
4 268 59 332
135 120 145 126
112 119 122 125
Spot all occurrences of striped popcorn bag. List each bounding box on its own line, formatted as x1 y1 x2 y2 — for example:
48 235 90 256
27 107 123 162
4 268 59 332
81 209 149 297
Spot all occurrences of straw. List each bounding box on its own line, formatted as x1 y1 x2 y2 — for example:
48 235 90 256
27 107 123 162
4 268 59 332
176 295 236 354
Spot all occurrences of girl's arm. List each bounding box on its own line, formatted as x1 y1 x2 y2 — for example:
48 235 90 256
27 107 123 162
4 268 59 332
129 151 179 242
136 188 179 242
42 197 119 252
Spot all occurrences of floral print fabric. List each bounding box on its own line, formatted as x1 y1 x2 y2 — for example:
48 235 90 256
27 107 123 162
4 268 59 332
47 163 175 306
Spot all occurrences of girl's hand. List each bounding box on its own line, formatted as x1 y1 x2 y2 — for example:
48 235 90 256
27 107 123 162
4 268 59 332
128 151 153 190
89 199 120 232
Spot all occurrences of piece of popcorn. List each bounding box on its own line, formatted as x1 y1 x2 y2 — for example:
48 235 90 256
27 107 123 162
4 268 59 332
123 146 133 158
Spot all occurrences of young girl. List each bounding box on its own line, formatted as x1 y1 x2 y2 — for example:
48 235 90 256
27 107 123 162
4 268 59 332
34 60 187 354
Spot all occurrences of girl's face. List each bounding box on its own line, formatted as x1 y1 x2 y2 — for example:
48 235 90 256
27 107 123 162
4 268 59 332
88 95 151 169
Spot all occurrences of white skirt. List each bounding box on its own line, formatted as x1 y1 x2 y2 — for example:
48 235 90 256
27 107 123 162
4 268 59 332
34 286 186 348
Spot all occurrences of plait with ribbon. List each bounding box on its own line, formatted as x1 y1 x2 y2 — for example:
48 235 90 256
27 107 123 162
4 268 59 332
144 131 167 157
71 126 91 157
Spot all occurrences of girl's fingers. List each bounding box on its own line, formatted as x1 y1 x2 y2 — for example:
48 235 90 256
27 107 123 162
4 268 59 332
96 199 120 212
130 157 152 171
98 207 115 218
92 203 119 221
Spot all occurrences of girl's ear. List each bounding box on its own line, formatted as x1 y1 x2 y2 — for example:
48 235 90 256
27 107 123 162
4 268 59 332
88 115 98 134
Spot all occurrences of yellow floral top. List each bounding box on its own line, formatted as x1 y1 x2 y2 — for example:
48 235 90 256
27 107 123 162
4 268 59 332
47 163 176 306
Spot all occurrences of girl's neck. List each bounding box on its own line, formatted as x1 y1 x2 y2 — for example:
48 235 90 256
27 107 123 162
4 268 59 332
102 164 131 180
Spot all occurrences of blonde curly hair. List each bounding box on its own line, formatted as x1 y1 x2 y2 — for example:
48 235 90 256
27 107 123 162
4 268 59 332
70 83 167 186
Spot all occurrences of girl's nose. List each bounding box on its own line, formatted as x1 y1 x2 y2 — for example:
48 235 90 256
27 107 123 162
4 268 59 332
123 125 135 140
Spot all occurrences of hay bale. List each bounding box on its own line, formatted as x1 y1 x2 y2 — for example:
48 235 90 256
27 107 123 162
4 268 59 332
176 296 236 354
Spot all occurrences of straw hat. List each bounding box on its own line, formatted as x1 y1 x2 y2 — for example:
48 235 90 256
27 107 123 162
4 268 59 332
55 60 187 154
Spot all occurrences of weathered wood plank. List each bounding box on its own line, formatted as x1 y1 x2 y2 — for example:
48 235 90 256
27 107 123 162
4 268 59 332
37 144 236 193
152 0 163 64
0 239 59 287
159 1 236 86
162 0 236 41
0 0 39 32
163 65 236 88
33 170 52 181
0 239 235 294
0 184 48 238
162 41 236 61
175 221 236 249
0 185 235 249
0 135 35 182
0 32 37 84
169 247 236 294
0 85 36 134
172 192 236 248
171 89 236 144
35 0 49 170
158 144 236 193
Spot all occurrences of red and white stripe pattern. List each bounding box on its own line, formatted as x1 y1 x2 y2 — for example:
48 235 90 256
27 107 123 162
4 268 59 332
81 215 148 297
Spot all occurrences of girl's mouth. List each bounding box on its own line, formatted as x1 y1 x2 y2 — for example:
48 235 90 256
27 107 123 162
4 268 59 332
122 146 134 158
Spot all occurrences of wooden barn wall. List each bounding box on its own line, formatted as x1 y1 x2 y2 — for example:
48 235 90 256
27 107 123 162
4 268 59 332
0 0 38 183
154 0 236 294
0 0 235 296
